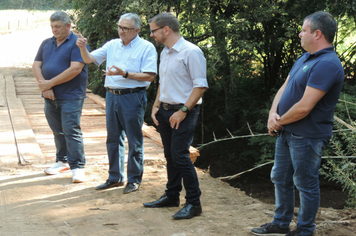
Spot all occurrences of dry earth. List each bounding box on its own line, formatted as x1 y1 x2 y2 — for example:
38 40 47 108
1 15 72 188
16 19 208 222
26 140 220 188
0 14 356 236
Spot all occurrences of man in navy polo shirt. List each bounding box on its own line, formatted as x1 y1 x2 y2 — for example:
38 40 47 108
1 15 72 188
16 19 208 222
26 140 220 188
32 11 88 183
252 11 344 236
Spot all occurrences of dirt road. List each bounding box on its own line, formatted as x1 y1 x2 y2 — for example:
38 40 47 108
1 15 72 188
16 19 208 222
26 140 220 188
0 18 355 236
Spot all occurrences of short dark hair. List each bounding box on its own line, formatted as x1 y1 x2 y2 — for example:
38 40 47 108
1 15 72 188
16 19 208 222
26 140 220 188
148 12 179 33
50 11 71 25
304 11 337 44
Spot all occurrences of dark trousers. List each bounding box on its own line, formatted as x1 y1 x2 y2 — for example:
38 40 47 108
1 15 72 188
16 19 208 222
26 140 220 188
156 103 201 206
44 99 85 169
105 90 146 183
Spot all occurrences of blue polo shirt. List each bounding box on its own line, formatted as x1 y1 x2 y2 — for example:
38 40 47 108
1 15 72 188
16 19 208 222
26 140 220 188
34 31 88 100
278 47 344 138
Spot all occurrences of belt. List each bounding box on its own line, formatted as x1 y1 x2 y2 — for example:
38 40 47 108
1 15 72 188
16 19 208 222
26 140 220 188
161 103 184 110
107 87 146 95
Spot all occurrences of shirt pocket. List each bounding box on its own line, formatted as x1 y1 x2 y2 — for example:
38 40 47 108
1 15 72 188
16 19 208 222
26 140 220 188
126 58 141 72
175 58 187 76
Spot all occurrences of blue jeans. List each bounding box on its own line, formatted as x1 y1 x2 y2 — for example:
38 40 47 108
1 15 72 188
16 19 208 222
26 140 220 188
271 131 328 235
105 90 146 183
44 99 85 169
156 104 201 206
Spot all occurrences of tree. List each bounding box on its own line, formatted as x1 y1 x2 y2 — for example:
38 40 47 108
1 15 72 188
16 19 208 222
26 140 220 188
0 0 70 10
67 0 356 179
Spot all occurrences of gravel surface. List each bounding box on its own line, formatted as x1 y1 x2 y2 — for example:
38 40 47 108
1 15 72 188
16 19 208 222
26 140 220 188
0 22 52 68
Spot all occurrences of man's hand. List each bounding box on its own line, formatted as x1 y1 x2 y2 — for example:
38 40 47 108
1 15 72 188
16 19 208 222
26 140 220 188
169 110 187 129
76 34 87 49
267 112 282 136
151 106 160 126
102 65 125 76
42 89 55 100
38 80 53 92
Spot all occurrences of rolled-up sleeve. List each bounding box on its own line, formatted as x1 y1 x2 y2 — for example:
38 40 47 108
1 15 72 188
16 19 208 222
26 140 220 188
187 48 208 88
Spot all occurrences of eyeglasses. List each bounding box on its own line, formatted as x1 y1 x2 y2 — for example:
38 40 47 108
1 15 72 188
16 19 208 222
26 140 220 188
118 26 135 33
150 26 165 34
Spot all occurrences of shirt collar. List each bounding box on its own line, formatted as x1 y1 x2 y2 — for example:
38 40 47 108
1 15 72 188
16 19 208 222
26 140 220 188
121 35 140 48
51 31 73 44
164 36 185 53
305 46 335 60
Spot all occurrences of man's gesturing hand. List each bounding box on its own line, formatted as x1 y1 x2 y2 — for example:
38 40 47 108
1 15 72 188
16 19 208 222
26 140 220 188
76 34 87 49
102 65 125 76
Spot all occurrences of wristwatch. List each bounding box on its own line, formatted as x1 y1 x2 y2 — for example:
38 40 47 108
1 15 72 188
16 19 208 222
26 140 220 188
181 105 189 113
123 71 129 78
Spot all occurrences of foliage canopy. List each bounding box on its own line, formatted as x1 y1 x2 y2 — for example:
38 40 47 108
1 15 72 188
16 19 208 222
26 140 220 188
61 0 356 206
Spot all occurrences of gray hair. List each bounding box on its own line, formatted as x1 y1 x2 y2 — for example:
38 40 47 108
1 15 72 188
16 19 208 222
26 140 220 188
50 11 71 24
304 11 337 44
119 13 141 29
148 12 180 33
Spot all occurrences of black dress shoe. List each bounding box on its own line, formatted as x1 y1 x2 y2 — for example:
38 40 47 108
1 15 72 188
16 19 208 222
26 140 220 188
172 203 202 220
143 194 179 208
95 179 124 190
123 182 140 194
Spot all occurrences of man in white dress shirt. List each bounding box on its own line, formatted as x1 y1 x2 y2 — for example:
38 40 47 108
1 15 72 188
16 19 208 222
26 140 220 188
143 12 208 220
76 13 157 194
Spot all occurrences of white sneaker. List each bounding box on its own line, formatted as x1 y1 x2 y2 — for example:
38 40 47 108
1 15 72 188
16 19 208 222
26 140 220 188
72 168 85 183
44 161 70 175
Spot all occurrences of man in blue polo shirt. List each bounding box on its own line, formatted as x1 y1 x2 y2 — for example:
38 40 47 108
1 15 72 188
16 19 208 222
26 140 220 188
76 13 157 194
251 11 344 236
32 11 88 183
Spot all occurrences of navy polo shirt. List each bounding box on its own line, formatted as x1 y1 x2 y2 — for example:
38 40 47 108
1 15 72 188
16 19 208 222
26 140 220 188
34 31 88 100
278 47 344 138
